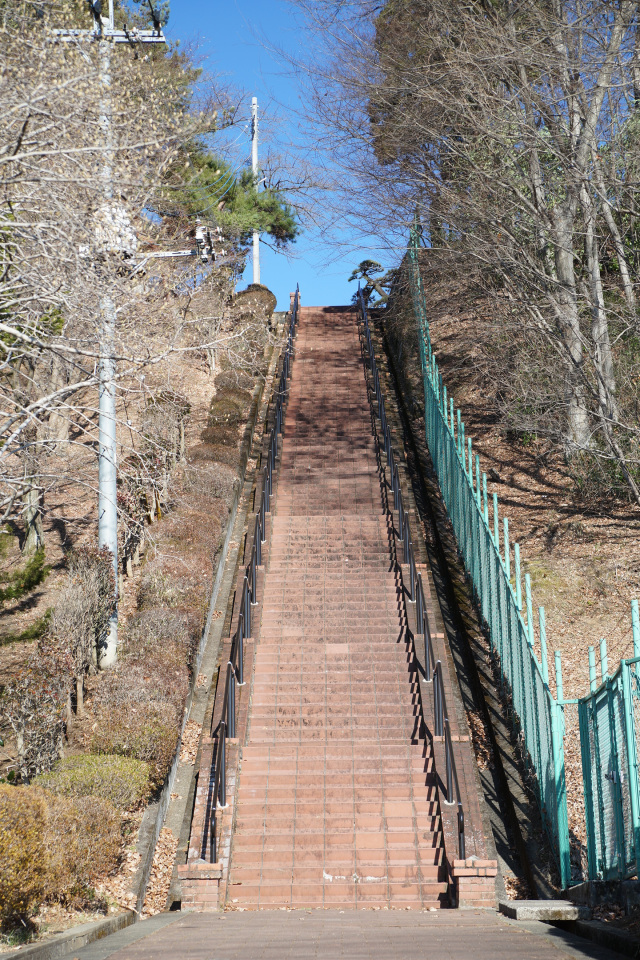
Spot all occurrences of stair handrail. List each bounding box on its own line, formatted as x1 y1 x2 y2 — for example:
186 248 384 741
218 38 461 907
357 285 466 861
208 285 299 863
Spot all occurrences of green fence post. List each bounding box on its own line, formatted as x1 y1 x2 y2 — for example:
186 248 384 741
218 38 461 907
622 660 640 876
525 574 534 645
482 473 489 525
504 518 510 582
579 697 598 880
539 607 549 685
513 543 525 726
555 651 564 702
600 638 608 681
589 647 597 692
607 672 626 879
525 575 541 776
515 543 522 610
503 518 513 694
457 408 462 456
632 599 640 659
493 492 499 548
552 691 571 888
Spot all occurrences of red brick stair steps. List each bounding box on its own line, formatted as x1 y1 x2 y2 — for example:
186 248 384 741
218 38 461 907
223 308 448 910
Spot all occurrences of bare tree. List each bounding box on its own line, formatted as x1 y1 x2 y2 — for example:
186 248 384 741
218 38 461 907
289 0 640 503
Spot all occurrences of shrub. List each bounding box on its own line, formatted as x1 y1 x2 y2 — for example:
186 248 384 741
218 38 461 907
87 608 194 788
127 606 197 674
50 545 115 689
3 638 73 781
44 794 121 905
0 785 122 917
90 702 179 788
0 785 47 927
35 755 150 810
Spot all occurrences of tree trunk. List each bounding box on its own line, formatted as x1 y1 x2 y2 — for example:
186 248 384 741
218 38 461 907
76 675 84 718
47 353 70 447
553 206 591 451
580 182 618 420
592 155 636 314
22 479 44 555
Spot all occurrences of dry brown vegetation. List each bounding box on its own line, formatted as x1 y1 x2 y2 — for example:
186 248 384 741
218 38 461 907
0 288 277 934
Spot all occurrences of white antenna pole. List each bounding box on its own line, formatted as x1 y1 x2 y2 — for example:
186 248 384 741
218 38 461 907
251 97 260 285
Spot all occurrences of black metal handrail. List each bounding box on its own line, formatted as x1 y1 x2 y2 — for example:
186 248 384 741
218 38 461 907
208 285 299 863
357 286 465 861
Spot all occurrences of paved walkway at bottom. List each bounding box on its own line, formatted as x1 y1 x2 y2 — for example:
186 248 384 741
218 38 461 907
67 910 622 960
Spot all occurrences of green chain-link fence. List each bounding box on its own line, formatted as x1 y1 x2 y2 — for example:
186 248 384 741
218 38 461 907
407 224 640 887
579 643 640 880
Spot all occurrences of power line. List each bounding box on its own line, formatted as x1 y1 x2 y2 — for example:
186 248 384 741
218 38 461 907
192 157 251 216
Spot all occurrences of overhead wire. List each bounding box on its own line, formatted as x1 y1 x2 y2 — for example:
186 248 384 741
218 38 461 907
186 122 251 214
192 156 251 216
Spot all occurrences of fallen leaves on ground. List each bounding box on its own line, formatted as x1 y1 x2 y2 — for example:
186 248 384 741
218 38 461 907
503 875 531 900
179 719 201 765
593 902 625 922
95 823 142 912
141 827 179 917
466 709 494 769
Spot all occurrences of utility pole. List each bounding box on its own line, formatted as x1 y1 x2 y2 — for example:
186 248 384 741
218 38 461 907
54 0 165 667
251 97 260 286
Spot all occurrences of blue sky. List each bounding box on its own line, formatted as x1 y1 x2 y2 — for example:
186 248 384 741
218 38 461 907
165 0 374 310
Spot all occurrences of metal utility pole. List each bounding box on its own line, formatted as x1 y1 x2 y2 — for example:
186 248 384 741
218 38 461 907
54 0 165 667
251 97 260 286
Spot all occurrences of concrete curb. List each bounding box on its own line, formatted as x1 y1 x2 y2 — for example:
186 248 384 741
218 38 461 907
3 911 135 960
569 920 640 959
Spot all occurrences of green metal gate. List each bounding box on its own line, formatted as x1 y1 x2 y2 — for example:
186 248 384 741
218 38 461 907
579 653 640 880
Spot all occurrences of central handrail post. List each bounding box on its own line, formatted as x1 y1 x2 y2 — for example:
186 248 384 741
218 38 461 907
237 612 244 686
243 576 250 638
408 537 416 602
255 514 262 565
263 465 270 513
417 572 424 636
260 487 267 538
218 724 227 808
251 547 258 601
445 719 454 798
227 662 236 738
